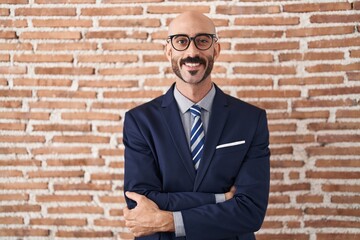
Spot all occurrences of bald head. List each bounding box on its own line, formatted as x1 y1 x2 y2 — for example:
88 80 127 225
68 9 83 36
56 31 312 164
168 11 216 36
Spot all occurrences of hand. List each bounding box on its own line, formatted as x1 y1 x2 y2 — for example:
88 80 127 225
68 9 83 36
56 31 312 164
225 186 236 200
123 192 175 237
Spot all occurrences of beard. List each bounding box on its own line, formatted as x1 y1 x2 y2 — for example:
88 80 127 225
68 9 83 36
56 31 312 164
171 54 214 85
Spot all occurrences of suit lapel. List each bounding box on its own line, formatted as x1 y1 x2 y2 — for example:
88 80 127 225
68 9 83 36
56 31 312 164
160 85 196 182
194 86 229 191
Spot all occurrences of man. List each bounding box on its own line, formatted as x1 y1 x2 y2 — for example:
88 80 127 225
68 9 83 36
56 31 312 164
123 11 270 240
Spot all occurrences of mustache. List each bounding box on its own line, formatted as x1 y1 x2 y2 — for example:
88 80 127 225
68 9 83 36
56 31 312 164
180 56 206 65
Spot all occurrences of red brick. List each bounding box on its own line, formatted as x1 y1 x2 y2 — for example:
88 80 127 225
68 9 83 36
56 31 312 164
15 8 76 16
350 49 360 58
31 147 91 155
317 134 360 143
13 78 72 87
102 42 163 51
104 90 162 99
46 158 105 166
36 194 92 202
32 19 92 27
14 54 73 63
35 0 95 3
0 101 22 108
256 233 310 240
307 146 360 156
0 183 47 190
293 99 354 108
0 31 17 39
317 234 359 240
0 194 28 201
284 2 351 12
28 170 84 178
147 5 210 14
311 14 360 23
218 53 273 62
35 67 94 75
235 17 299 25
99 66 159 75
56 230 113 238
0 228 49 237
279 52 344 62
332 195 360 204
270 183 311 192
0 159 41 166
271 135 314 144
306 170 360 179
336 109 360 118
296 194 323 203
309 37 360 48
54 183 111 191
347 72 360 81
323 184 360 193
61 112 120 121
77 54 138 63
94 218 125 227
0 43 32 50
307 220 360 228
37 42 97 51
216 5 280 15
306 62 360 73
48 206 103 214
309 86 360 97
0 204 41 213
81 7 142 16
20 31 81 40
29 101 86 109
85 30 147 39
32 124 90 132
0 170 22 177
309 122 360 131
305 207 360 217
279 76 344 85
53 135 110 143
37 90 96 99
237 90 300 98
0 217 23 224
316 159 360 168
0 66 27 74
79 80 138 88
235 41 299 51
100 18 160 27
219 29 283 38
0 19 24 28
91 173 123 180
271 160 304 168
266 208 303 216
0 112 49 120
234 66 296 75
286 26 354 37
30 218 87 226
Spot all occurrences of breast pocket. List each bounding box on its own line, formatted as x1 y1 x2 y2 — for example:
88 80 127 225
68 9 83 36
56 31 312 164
215 140 247 155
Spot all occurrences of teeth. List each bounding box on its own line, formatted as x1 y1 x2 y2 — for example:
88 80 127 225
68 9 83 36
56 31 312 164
184 62 200 67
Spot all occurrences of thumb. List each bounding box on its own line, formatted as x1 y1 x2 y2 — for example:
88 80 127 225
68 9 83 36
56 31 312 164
125 191 143 202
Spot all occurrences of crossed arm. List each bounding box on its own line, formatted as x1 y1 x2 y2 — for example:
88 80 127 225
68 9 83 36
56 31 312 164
123 187 237 237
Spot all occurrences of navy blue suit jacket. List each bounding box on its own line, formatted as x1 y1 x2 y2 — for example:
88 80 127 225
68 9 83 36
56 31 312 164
123 84 270 240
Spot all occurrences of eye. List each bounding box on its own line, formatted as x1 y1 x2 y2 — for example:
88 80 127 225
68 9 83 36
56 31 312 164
174 36 189 45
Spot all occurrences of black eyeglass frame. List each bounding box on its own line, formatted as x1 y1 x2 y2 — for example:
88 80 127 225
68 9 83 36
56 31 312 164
167 33 218 51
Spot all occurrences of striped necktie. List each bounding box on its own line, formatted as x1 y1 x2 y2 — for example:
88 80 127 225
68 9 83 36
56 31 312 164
190 105 205 170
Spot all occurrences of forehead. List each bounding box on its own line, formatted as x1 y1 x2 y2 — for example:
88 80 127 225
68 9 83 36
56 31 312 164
168 13 215 36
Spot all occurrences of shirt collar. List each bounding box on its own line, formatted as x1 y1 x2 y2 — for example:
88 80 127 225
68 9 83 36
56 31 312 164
173 84 216 114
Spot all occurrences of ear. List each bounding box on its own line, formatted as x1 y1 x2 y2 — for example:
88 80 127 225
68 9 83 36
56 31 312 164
213 42 221 60
164 42 172 62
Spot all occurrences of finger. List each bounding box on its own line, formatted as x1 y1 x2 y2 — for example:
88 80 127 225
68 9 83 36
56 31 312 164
125 191 143 202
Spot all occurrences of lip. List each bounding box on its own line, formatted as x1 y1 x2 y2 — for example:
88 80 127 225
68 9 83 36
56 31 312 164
182 62 203 71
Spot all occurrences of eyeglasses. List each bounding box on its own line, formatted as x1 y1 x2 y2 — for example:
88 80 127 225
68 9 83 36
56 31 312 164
167 33 218 51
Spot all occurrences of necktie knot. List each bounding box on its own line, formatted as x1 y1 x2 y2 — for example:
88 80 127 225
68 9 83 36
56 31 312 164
190 105 202 118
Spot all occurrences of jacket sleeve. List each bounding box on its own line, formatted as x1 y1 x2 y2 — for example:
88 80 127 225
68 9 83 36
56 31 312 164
181 110 270 240
123 111 216 211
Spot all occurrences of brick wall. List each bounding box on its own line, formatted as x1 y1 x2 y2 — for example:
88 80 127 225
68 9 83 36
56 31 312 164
0 0 359 239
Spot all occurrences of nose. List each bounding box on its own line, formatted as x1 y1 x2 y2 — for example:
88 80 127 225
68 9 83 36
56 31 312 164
185 39 199 56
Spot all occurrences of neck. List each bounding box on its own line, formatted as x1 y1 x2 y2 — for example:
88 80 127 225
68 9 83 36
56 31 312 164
176 79 213 103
